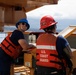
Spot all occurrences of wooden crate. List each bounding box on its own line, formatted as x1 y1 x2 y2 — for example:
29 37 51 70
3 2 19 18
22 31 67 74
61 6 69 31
4 7 26 24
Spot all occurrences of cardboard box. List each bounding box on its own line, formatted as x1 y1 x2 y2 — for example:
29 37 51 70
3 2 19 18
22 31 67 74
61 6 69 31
24 53 32 68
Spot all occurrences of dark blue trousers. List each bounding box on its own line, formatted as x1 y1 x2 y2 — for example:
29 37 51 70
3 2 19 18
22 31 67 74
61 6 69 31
0 47 13 75
34 66 66 75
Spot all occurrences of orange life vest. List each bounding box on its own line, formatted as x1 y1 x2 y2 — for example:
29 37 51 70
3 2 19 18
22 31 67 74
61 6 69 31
1 33 22 59
36 33 67 69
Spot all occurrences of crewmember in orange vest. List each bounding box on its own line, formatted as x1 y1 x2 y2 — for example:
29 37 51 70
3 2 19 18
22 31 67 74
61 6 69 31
0 18 35 75
35 15 73 75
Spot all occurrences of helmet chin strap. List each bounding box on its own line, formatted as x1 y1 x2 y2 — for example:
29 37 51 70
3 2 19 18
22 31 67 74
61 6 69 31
44 29 56 34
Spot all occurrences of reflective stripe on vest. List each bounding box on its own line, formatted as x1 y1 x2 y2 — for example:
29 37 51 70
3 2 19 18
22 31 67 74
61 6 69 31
36 33 65 69
1 33 22 59
37 45 56 50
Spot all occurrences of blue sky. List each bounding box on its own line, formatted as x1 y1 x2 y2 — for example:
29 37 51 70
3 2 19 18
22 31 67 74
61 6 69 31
26 0 76 32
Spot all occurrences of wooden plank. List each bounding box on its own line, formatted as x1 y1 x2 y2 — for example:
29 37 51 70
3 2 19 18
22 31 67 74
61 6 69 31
58 26 76 38
0 0 27 7
0 7 4 22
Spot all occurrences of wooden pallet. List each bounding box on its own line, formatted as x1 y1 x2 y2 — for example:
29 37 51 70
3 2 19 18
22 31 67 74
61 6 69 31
58 25 76 38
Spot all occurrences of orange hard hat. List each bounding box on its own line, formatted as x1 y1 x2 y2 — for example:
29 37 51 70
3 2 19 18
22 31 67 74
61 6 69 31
40 15 57 30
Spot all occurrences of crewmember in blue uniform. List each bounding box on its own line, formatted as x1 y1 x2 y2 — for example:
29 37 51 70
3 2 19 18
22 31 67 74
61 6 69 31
35 15 73 75
0 18 35 75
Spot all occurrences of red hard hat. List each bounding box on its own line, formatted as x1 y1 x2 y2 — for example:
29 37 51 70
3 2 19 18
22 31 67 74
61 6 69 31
40 15 57 30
